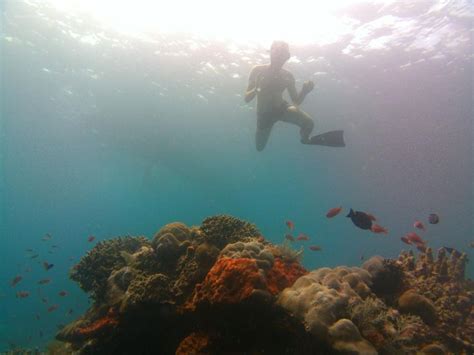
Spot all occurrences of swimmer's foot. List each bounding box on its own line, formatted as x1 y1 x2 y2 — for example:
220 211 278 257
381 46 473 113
303 130 345 147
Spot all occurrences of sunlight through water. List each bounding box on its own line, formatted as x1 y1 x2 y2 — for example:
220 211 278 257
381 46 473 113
43 0 363 45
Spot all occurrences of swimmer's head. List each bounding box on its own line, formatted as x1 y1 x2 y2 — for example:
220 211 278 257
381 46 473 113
270 41 290 65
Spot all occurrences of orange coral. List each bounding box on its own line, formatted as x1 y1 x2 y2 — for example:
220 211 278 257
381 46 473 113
187 257 265 309
176 332 210 355
266 257 307 295
76 308 119 338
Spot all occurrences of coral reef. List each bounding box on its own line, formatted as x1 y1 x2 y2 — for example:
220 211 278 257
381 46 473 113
277 266 374 353
200 214 261 248
70 236 149 301
57 216 473 355
396 248 474 353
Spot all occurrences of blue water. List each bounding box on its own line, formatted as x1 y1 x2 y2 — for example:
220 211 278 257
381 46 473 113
1 0 472 351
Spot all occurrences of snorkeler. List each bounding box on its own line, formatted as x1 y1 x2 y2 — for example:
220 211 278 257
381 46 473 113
245 41 345 151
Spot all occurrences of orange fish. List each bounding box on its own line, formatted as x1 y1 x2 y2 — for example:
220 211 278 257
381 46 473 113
285 234 295 242
16 291 29 298
58 291 68 297
309 245 322 251
400 236 411 245
370 224 388 234
296 233 309 241
10 275 23 287
406 232 424 245
326 207 342 218
38 279 51 285
87 235 95 242
285 221 294 230
47 304 59 312
413 221 425 231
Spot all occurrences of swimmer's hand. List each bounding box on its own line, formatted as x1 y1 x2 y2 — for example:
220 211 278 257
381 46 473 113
302 80 314 94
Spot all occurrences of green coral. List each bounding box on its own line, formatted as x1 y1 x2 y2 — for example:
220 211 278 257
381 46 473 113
70 236 150 302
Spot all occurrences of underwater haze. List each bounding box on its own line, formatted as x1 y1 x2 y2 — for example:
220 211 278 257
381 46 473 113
1 0 473 351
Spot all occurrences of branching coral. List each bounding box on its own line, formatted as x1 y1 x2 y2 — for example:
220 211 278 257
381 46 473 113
70 236 149 302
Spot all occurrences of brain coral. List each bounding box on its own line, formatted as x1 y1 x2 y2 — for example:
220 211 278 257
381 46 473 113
219 241 274 270
70 236 149 301
152 222 194 263
200 215 260 248
277 266 373 343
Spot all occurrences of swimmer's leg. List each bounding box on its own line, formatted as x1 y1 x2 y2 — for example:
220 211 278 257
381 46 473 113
255 116 275 151
280 106 314 143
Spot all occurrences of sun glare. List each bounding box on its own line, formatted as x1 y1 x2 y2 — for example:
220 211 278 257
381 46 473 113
45 0 362 45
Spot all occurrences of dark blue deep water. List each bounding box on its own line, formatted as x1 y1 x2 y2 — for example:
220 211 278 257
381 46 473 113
1 0 472 351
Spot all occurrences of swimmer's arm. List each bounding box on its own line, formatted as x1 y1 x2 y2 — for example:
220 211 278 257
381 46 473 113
244 67 260 103
287 74 310 106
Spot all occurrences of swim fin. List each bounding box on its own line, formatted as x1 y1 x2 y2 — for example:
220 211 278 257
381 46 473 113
306 130 345 147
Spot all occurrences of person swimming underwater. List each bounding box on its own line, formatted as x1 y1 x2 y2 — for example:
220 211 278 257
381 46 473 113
244 41 345 151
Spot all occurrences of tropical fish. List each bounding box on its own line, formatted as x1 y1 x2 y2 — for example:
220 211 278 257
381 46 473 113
413 221 425 231
41 297 48 304
296 233 309 241
58 291 68 297
43 262 54 271
87 235 96 242
406 232 424 245
400 236 411 245
35 314 40 320
51 245 59 249
366 213 377 221
39 331 43 338
285 234 295 242
309 245 322 251
470 242 474 248
10 275 23 287
428 213 439 224
360 255 365 261
24 267 32 273
16 291 30 298
25 248 34 252
47 304 59 312
30 254 39 259
347 209 373 230
66 308 74 316
285 221 295 230
370 224 388 234
41 233 52 241
326 206 342 218
38 279 51 285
